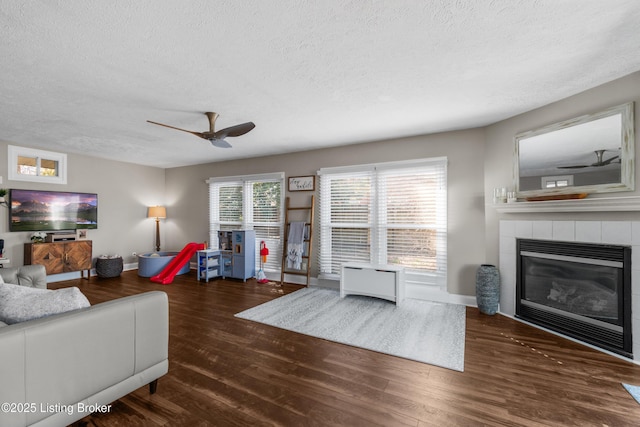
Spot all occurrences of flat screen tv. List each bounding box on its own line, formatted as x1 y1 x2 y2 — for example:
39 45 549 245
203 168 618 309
9 189 98 232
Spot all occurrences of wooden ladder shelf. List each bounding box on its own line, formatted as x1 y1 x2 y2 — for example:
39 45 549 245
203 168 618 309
280 195 314 286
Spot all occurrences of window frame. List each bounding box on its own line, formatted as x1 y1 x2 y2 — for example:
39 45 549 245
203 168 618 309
318 157 447 289
207 172 285 273
8 145 68 184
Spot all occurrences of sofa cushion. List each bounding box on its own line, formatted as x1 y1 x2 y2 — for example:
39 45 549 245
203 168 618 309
0 283 91 325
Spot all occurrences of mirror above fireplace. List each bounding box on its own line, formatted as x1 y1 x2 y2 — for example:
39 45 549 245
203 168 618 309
514 102 635 198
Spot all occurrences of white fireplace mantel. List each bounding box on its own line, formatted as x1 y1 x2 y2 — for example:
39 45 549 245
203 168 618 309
491 196 640 213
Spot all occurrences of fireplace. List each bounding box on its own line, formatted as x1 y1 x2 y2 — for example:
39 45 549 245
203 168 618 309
516 239 632 358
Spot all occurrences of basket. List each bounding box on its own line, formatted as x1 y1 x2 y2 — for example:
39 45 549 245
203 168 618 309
96 256 123 278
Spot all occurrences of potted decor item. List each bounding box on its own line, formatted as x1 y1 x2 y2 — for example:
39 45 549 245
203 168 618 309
476 264 500 315
0 188 7 203
30 231 47 243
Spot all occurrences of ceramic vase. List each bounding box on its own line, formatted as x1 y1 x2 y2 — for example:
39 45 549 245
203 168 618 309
476 264 500 315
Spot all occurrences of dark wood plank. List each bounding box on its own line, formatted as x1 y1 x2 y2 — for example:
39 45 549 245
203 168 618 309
46 271 640 426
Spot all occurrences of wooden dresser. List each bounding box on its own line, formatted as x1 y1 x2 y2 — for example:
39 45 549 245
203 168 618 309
24 240 92 279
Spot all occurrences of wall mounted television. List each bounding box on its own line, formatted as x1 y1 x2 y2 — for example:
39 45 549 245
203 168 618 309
9 189 98 232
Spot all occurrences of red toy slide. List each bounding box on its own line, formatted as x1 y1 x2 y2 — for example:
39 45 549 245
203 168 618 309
150 242 205 285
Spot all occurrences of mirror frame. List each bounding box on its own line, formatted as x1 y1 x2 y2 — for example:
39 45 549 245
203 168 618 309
514 102 635 198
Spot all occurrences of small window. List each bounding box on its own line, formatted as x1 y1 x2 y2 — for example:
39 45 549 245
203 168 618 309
8 146 67 184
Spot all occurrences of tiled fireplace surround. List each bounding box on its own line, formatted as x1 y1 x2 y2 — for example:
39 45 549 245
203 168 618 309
499 220 640 361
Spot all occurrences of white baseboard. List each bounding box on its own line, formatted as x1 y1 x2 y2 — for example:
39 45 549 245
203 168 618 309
283 273 478 306
45 263 138 283
45 270 92 283
405 283 477 306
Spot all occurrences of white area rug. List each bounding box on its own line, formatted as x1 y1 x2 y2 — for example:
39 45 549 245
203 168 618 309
235 287 466 372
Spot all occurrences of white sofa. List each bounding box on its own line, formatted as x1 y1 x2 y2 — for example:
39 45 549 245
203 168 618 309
0 265 169 427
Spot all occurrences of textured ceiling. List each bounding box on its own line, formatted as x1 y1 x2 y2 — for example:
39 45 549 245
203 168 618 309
2 1 640 168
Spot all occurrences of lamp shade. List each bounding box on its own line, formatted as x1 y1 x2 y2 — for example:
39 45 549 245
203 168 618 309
147 206 167 219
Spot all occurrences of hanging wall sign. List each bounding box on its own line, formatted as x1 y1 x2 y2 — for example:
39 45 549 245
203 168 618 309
288 175 315 191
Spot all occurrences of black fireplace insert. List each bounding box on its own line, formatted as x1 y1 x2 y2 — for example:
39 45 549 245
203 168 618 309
516 239 632 358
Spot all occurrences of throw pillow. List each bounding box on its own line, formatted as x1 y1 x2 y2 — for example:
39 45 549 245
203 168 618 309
0 283 91 325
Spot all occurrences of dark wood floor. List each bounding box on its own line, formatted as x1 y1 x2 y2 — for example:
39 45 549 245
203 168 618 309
48 270 640 426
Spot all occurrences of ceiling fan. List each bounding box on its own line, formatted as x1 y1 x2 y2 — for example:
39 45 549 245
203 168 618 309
557 149 619 169
147 112 255 148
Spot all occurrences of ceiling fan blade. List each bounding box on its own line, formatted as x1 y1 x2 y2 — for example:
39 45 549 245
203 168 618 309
148 112 253 147
558 149 621 169
600 155 620 165
147 120 205 138
214 122 255 139
210 138 233 148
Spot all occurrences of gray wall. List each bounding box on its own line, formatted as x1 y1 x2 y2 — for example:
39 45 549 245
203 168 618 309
166 128 487 296
2 71 637 295
484 71 640 266
0 142 166 268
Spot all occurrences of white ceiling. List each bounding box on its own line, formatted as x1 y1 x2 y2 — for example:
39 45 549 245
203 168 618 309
2 1 640 169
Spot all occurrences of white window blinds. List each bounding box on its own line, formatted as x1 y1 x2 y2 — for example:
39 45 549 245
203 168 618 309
208 172 284 273
318 158 447 288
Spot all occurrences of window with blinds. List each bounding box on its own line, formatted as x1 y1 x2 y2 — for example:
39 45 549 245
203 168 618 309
208 172 284 273
318 158 447 288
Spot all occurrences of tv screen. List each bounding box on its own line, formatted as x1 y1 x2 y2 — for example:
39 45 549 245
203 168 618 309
9 189 98 232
